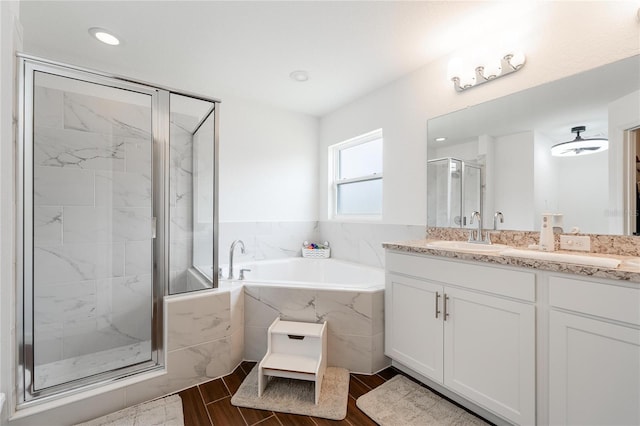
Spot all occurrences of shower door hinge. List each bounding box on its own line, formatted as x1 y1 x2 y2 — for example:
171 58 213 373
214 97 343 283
152 217 157 239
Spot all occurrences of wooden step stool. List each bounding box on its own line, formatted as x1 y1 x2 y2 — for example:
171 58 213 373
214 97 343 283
258 317 327 404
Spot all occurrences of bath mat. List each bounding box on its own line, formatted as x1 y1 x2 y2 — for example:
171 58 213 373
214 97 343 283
231 365 349 420
75 394 184 426
356 375 489 426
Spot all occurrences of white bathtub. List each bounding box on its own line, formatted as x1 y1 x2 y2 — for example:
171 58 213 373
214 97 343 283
219 257 384 291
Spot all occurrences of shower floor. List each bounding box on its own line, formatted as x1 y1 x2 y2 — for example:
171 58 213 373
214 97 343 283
34 340 152 390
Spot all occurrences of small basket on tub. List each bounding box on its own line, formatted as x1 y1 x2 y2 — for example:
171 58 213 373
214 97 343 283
301 241 330 259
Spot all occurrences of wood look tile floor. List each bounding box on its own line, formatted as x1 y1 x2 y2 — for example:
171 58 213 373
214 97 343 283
176 362 493 426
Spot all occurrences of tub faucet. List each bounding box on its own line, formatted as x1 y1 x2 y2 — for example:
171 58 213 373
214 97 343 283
228 240 245 279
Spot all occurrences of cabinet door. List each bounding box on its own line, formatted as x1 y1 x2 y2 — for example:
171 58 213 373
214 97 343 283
443 287 535 425
385 273 444 383
549 310 640 426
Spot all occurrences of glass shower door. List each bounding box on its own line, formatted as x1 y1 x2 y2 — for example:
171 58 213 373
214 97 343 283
26 67 159 397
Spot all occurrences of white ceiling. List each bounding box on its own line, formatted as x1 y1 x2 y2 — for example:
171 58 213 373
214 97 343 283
19 1 524 117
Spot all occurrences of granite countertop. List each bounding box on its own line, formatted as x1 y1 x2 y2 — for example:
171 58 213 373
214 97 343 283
383 239 640 284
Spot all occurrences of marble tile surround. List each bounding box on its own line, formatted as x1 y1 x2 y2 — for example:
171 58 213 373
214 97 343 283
122 286 244 404
218 221 424 270
218 221 319 265
319 222 425 268
243 285 388 374
33 85 154 373
169 119 195 294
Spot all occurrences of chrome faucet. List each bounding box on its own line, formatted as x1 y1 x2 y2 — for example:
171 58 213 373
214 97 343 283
493 211 504 230
228 240 245 279
469 211 483 243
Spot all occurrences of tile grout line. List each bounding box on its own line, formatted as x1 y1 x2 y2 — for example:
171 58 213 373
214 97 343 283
235 398 251 426
251 414 277 426
196 384 215 426
221 375 250 426
350 374 373 391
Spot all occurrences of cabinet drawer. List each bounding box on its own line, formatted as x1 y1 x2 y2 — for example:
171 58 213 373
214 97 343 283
549 276 640 326
386 251 535 302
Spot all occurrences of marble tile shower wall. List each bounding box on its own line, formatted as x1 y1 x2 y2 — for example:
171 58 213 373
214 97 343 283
33 86 153 365
169 119 194 294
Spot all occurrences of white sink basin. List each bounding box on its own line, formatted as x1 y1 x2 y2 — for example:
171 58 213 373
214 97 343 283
620 257 640 269
425 240 510 253
501 248 621 269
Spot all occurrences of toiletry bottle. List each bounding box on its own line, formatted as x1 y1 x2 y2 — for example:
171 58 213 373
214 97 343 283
539 213 555 251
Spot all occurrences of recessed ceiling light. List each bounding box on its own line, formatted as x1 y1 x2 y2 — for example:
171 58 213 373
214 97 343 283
89 27 120 46
289 70 309 82
435 137 447 142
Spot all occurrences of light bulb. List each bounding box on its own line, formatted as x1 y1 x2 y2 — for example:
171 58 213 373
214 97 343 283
481 58 502 79
458 69 476 88
447 57 464 81
508 51 526 69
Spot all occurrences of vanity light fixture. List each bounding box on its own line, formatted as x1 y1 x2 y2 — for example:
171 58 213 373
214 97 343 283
435 137 447 142
289 70 309 82
448 52 526 92
551 126 608 157
88 27 120 46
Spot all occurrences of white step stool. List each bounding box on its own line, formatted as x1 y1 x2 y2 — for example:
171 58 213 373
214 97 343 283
258 317 327 404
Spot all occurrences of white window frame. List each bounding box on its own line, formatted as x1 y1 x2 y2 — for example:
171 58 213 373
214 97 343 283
328 128 383 220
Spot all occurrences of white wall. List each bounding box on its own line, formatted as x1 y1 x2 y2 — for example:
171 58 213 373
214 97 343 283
219 96 318 222
533 132 559 230
494 132 536 230
318 1 640 227
0 1 21 423
557 150 609 234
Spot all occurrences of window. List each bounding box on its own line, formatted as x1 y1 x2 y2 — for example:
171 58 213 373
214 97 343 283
329 129 383 218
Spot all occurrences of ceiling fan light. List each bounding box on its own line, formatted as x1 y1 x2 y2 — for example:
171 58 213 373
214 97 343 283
551 126 608 157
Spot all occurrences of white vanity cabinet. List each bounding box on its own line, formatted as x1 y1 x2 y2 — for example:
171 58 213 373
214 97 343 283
386 251 536 425
548 276 640 426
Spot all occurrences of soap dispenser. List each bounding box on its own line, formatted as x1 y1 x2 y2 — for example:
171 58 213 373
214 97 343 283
539 213 555 252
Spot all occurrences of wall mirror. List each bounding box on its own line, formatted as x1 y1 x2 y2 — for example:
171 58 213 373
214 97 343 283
427 55 640 235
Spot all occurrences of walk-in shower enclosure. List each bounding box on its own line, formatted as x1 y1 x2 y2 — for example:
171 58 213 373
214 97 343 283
427 157 482 228
17 55 219 404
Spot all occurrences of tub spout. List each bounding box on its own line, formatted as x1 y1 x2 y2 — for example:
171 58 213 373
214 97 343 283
228 240 245 279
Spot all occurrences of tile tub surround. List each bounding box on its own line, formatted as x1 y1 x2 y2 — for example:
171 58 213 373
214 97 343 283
217 221 424 269
385 238 640 284
218 221 319 264
319 222 425 268
124 285 245 406
243 285 388 374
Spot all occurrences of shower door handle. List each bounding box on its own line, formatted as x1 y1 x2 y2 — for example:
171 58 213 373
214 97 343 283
151 217 157 239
